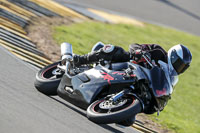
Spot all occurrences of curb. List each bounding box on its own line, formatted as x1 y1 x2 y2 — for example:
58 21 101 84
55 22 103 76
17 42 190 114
0 0 85 68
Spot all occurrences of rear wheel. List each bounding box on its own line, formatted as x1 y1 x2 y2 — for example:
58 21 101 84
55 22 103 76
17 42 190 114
86 94 142 124
34 61 64 95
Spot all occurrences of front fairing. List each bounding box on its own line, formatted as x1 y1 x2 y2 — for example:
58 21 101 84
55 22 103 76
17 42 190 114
129 61 173 111
147 62 173 111
150 67 172 97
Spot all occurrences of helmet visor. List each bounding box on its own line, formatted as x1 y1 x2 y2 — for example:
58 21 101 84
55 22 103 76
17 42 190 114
171 50 190 74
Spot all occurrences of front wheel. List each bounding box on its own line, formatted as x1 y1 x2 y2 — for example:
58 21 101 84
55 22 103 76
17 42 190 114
86 94 142 124
34 61 64 96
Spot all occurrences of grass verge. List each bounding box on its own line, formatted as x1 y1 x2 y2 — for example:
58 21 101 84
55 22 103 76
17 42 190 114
52 21 200 133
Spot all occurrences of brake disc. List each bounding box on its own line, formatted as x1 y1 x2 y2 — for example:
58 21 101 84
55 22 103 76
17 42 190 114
99 99 127 110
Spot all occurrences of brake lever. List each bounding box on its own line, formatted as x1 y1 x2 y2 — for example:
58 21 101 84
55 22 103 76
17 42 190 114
141 51 156 68
142 54 153 68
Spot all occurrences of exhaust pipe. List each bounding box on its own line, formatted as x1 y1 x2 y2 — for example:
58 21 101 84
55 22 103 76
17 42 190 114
61 42 73 63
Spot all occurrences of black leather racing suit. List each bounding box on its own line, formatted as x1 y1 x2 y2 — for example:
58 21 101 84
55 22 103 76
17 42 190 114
73 43 168 67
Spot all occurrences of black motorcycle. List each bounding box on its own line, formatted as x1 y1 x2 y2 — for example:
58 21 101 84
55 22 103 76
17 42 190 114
34 43 173 126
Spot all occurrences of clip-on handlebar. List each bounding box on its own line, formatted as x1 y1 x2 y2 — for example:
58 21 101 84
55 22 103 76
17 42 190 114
142 53 154 68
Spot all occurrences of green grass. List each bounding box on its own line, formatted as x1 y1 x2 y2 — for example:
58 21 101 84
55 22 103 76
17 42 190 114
52 21 200 133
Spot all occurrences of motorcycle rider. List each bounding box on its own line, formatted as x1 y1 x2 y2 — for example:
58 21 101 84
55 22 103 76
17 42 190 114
74 43 167 66
71 42 192 126
73 42 192 82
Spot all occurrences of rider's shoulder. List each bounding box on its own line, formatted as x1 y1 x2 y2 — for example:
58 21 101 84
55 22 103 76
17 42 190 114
102 44 115 53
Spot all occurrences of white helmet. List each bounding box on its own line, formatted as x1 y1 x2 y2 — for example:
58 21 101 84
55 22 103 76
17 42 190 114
168 44 192 76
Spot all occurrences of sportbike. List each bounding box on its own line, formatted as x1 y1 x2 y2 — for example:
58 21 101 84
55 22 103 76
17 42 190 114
35 43 173 126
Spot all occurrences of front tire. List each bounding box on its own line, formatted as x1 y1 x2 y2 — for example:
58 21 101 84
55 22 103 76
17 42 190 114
86 94 142 124
34 61 64 96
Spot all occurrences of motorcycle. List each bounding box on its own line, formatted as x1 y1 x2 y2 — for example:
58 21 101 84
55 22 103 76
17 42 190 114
34 42 173 126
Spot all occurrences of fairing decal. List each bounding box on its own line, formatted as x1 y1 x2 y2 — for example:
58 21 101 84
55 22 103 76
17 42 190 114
100 72 114 85
112 71 125 75
156 88 167 96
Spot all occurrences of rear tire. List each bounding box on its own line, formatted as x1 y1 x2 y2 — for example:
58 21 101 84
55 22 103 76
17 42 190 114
34 61 63 96
86 94 142 124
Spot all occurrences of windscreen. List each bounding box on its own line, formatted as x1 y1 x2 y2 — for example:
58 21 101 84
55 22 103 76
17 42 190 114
149 66 172 97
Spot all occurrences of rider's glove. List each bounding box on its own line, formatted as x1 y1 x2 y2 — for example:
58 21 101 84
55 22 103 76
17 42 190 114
133 49 151 63
132 49 143 62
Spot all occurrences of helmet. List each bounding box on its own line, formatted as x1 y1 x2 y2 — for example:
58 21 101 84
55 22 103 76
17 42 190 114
168 44 192 76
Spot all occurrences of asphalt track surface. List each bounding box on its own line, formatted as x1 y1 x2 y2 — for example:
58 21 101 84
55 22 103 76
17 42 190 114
0 46 138 133
57 0 200 36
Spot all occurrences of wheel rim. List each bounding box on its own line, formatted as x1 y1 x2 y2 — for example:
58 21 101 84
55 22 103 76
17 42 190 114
99 99 127 110
92 95 135 114
41 65 63 79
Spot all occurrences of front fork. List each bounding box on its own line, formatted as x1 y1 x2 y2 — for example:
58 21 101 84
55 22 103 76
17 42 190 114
109 89 130 102
109 86 145 111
